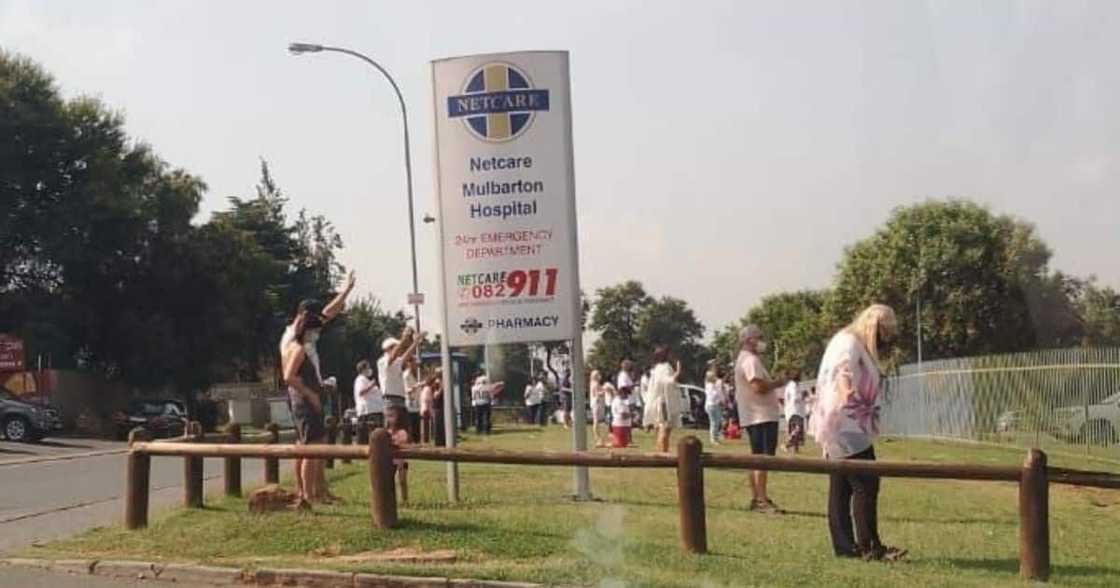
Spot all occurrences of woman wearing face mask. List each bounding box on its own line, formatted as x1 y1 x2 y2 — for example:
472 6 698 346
810 304 907 562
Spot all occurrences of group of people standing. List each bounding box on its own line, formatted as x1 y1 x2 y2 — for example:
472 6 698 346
588 345 684 453
721 304 907 562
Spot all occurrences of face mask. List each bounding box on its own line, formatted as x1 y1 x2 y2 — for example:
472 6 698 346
756 340 768 353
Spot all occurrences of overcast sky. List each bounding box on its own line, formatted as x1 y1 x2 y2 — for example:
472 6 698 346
3 0 1118 337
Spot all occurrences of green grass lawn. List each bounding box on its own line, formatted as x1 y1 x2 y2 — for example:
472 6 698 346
33 425 1120 587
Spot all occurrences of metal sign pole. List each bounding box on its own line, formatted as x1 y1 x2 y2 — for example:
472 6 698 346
560 56 590 502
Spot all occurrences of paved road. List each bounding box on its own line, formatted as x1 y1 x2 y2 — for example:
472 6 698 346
0 437 290 555
1 566 213 588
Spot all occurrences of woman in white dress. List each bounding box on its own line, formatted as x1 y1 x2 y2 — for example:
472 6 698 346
643 345 683 453
589 370 609 447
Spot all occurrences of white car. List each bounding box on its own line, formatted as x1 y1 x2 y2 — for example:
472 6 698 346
1062 392 1120 445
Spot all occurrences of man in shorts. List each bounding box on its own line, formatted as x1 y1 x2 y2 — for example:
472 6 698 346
734 325 788 513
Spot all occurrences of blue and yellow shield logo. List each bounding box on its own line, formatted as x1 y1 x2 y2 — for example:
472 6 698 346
448 63 550 143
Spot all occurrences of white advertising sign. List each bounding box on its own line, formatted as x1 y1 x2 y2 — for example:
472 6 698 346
431 51 579 346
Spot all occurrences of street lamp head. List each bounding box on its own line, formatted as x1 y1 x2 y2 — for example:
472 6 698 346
288 42 324 55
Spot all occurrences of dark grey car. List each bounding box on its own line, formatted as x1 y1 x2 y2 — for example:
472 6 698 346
0 386 62 442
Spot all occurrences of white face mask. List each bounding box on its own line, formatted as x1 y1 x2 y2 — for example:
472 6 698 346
756 340 768 353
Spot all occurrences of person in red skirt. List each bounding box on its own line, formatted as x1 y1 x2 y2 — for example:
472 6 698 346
609 384 633 448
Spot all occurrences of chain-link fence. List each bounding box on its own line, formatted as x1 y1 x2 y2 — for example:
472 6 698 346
881 347 1120 464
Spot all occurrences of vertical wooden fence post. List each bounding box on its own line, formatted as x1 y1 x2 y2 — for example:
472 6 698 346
676 435 707 554
325 416 339 470
184 421 204 508
223 423 242 497
368 428 398 529
125 428 151 530
264 423 280 485
341 420 353 465
1019 449 1050 581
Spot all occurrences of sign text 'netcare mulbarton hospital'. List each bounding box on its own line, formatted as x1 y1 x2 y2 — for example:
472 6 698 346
432 52 580 346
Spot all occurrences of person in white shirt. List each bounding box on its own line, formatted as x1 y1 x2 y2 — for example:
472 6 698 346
783 371 806 453
403 355 422 442
609 384 632 448
378 327 422 410
617 360 642 429
470 374 503 435
811 304 906 562
528 378 548 426
353 359 383 427
589 370 608 447
734 324 789 514
704 368 726 445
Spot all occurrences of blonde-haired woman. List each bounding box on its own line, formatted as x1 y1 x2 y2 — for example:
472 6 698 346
810 304 906 562
589 370 609 447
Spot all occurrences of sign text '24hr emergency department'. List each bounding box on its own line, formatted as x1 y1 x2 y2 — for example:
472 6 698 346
432 52 579 346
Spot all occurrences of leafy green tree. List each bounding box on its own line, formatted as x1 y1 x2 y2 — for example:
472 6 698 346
1076 281 1120 347
588 281 652 374
636 296 708 382
826 199 1080 362
712 290 830 378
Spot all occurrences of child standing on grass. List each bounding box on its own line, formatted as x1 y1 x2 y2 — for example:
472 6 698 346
386 405 410 506
610 385 633 448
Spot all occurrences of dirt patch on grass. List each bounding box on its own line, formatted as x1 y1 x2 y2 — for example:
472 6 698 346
309 545 458 564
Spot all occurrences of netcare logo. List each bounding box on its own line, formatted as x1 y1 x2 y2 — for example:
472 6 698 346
447 62 550 143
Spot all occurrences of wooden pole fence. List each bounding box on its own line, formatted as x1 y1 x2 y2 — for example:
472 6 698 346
368 428 398 529
183 421 204 509
1020 449 1050 581
125 437 1120 582
676 436 707 554
125 428 151 530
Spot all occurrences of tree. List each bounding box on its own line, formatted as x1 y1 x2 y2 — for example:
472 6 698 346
588 281 652 374
1076 281 1120 347
826 199 1079 363
712 290 830 378
636 296 708 382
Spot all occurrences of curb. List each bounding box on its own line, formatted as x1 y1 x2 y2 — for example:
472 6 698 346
0 448 128 467
0 558 551 587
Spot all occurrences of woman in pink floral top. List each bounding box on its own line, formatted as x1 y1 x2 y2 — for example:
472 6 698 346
810 304 906 562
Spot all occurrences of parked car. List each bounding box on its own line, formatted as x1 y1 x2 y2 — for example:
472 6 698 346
0 386 62 442
1058 392 1120 445
113 399 188 440
678 384 708 429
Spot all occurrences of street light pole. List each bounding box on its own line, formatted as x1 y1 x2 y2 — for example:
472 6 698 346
288 42 423 361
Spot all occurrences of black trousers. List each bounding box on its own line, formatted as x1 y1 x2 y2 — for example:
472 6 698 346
828 446 882 556
474 404 492 434
526 403 546 426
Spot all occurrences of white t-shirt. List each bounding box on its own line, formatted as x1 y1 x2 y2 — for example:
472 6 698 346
471 382 492 406
610 396 632 427
811 332 883 458
378 353 405 399
734 350 781 426
616 370 633 391
784 381 805 420
353 373 377 416
704 380 725 409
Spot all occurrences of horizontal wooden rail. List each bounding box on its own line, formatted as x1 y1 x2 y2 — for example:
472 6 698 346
701 453 1023 482
397 446 678 468
131 442 367 460
127 441 1120 490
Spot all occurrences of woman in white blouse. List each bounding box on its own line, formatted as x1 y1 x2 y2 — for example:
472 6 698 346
643 345 683 453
